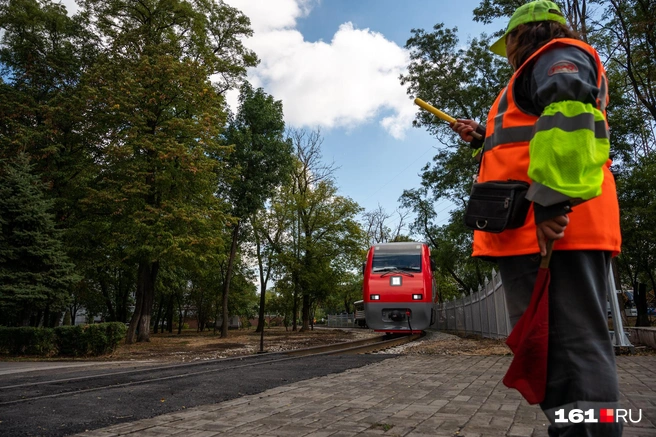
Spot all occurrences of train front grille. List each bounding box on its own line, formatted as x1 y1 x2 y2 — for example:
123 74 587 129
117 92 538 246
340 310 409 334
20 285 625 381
381 308 411 323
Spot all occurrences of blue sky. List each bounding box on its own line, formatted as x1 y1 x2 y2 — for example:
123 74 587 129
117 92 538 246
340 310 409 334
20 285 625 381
221 0 506 235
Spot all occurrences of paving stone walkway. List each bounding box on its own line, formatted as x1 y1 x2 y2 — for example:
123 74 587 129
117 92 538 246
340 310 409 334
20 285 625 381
74 355 656 437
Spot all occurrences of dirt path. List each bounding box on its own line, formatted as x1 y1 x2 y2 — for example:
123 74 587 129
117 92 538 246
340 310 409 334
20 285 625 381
101 327 380 363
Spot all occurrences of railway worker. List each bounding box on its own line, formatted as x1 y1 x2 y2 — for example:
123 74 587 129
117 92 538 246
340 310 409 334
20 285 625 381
451 1 622 436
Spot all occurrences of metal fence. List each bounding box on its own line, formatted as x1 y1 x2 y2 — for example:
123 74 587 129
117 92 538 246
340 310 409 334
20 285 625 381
435 268 511 339
326 313 355 328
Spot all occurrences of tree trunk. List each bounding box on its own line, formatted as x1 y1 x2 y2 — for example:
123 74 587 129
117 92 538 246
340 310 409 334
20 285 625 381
126 260 159 343
177 295 184 335
167 297 174 333
310 304 314 331
255 230 269 334
137 261 159 342
153 294 164 334
117 268 129 323
213 296 219 335
221 222 240 338
300 294 310 332
69 305 78 326
292 273 299 331
635 282 650 327
99 268 116 321
257 285 266 333
196 291 204 332
125 275 144 344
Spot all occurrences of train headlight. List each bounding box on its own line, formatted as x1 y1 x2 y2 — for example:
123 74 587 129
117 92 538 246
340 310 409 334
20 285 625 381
370 294 380 300
412 294 423 300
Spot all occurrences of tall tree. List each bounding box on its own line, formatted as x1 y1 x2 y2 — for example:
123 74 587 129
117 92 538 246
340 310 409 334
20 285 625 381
251 198 291 334
615 154 656 325
218 82 293 337
362 205 410 246
599 0 656 123
78 0 256 342
0 153 78 326
588 0 656 302
0 0 99 228
286 129 366 331
0 0 101 324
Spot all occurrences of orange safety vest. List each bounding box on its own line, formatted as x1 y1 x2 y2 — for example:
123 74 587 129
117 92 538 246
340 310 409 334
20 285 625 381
473 38 621 258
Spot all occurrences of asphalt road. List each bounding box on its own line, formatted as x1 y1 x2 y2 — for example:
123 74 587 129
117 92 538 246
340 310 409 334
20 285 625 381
0 354 393 437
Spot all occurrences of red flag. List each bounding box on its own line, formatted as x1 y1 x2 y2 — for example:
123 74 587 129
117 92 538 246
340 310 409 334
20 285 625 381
503 241 553 404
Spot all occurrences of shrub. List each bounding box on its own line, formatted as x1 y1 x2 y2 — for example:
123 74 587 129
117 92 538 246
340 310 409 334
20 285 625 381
104 322 127 350
0 327 57 355
55 322 127 356
0 323 127 357
54 325 86 356
86 322 126 355
85 324 108 355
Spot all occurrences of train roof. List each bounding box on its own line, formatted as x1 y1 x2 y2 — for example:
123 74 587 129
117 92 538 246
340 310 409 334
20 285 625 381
370 242 426 252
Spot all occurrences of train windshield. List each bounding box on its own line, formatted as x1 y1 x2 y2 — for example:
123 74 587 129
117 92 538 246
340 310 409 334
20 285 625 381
371 244 422 273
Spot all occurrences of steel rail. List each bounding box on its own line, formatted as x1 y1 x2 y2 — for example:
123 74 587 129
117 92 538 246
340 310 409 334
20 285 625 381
286 332 423 356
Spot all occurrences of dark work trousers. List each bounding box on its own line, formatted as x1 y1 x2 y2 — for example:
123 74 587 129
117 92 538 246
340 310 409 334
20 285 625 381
497 250 623 437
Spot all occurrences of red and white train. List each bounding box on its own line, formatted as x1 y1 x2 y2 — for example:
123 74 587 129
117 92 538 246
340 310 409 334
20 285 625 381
361 242 437 334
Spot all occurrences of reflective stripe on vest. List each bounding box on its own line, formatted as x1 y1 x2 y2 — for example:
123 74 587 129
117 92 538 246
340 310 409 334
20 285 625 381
472 38 621 258
536 112 609 138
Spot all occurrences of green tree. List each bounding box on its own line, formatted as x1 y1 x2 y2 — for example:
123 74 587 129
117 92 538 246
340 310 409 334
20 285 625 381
266 284 295 330
0 0 102 326
361 205 411 246
218 82 293 337
615 155 656 326
286 129 367 331
251 198 292 333
322 271 362 315
78 0 257 343
0 153 78 326
585 0 656 321
596 0 656 124
0 0 99 234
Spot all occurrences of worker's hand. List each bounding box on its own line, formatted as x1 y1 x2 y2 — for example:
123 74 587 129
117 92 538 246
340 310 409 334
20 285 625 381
451 119 479 142
536 215 569 256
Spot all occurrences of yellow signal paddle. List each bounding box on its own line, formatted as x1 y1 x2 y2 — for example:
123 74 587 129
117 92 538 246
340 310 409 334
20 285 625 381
414 98 482 141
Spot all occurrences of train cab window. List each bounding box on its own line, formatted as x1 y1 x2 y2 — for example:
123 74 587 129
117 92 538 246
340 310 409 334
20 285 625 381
372 244 422 273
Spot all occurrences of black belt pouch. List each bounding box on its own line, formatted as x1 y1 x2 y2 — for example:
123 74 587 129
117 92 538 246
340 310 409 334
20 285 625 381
464 180 531 233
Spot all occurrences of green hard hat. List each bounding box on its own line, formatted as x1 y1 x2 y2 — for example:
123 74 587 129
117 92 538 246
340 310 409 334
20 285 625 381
489 1 567 57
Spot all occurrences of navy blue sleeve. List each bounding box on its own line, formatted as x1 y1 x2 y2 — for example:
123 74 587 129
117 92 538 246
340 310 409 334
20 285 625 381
531 45 599 111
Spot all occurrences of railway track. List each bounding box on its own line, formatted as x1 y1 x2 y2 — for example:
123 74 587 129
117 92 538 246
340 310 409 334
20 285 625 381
286 332 423 356
0 332 423 406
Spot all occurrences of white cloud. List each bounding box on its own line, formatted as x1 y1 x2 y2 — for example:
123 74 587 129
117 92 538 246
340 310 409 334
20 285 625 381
225 0 312 33
225 0 414 139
